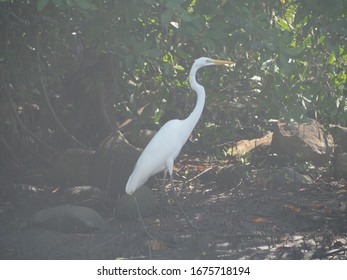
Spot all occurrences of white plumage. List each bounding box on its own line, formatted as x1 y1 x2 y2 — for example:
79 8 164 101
126 57 233 195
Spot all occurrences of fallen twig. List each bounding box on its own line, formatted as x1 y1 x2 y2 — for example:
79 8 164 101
185 166 213 185
323 246 347 257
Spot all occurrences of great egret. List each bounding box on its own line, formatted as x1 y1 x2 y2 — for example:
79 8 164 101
126 57 233 196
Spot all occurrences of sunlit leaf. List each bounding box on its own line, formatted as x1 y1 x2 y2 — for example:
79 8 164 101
303 35 312 47
174 65 185 71
170 21 179 28
327 52 336 65
153 108 163 123
337 72 346 84
278 18 290 31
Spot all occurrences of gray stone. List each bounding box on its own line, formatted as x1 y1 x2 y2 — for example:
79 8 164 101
273 167 313 188
271 119 334 164
31 205 105 233
336 153 347 179
330 125 347 152
90 131 141 197
116 185 157 220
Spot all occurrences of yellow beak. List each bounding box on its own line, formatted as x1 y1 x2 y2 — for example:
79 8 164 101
211 59 234 65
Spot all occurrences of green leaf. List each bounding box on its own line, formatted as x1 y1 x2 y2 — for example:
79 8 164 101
251 41 264 50
174 65 185 71
303 35 312 47
37 0 49 11
327 52 335 65
179 11 194 22
75 0 97 11
125 55 135 70
51 0 63 7
318 35 325 44
278 18 290 31
283 46 304 57
144 0 156 5
331 20 347 36
207 30 227 40
185 25 199 36
153 108 163 123
166 0 185 10
203 38 217 50
176 47 189 59
279 53 292 75
337 72 346 85
161 10 172 27
144 48 162 58
264 40 276 51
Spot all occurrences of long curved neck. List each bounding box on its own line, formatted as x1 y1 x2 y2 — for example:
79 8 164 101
182 66 206 136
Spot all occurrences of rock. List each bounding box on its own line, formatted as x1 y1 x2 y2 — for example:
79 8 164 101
226 132 289 166
31 205 105 233
90 131 141 197
330 124 347 152
336 153 347 179
329 125 347 179
48 148 95 186
116 185 157 220
303 248 325 260
271 119 334 164
273 167 313 188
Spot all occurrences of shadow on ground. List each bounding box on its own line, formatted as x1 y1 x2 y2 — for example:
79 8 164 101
0 160 346 260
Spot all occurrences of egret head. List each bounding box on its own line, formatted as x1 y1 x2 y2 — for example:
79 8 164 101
193 57 234 69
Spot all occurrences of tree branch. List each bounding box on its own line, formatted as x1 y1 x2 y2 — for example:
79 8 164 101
37 34 89 150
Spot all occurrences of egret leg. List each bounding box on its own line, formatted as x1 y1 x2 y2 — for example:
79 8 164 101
160 170 168 228
134 196 155 240
168 173 200 230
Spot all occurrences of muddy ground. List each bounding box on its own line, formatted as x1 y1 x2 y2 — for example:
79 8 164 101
0 157 346 260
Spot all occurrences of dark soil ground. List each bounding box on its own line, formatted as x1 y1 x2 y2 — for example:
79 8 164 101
0 157 346 260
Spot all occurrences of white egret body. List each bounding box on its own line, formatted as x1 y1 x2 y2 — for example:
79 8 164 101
126 57 232 195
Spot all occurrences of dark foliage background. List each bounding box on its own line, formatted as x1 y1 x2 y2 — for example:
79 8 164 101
0 0 346 175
